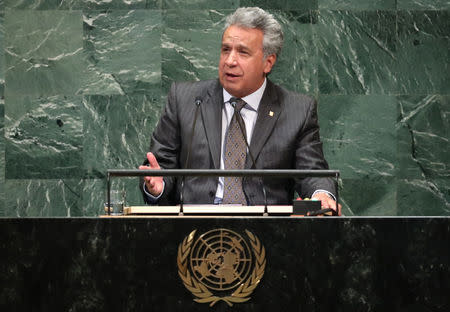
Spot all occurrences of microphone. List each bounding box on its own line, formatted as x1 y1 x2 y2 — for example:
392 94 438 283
180 96 202 214
229 97 269 215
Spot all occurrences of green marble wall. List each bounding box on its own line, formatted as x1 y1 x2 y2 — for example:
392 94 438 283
0 0 448 216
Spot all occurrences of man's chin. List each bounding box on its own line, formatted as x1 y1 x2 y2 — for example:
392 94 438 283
220 81 240 96
223 86 245 98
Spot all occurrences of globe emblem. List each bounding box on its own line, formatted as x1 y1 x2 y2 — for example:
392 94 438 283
190 228 253 291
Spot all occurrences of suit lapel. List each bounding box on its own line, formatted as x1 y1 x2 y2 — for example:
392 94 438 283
246 80 281 168
201 80 223 169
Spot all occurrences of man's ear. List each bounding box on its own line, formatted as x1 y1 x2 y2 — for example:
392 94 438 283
263 54 277 74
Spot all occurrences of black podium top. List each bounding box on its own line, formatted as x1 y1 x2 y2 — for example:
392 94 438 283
1 217 449 311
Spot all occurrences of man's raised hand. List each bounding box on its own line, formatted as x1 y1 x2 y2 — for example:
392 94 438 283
139 152 164 197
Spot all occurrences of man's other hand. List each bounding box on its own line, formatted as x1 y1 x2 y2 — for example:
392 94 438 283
139 152 164 197
311 192 342 216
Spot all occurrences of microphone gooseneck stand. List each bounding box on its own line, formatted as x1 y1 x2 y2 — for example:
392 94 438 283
180 97 202 215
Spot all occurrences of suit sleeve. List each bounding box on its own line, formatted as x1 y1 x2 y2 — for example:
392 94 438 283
295 98 336 198
141 82 180 205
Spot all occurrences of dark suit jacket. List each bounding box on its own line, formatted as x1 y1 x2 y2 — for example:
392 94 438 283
143 79 335 205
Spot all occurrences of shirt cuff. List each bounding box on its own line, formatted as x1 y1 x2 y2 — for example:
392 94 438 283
311 189 336 201
143 180 165 203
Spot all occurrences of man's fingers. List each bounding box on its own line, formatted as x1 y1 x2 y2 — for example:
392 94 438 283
147 152 160 169
144 176 156 187
312 195 341 216
329 201 342 216
139 153 164 197
140 162 159 188
328 202 342 216
143 176 155 189
321 200 330 208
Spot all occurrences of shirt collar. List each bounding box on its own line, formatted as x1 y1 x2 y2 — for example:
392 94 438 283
223 78 267 112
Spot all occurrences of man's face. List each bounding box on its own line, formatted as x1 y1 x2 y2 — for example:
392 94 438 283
219 25 276 98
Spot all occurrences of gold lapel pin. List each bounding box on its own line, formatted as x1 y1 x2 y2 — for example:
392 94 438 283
269 111 274 117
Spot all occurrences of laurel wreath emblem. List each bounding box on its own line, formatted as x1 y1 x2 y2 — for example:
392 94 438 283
177 229 266 307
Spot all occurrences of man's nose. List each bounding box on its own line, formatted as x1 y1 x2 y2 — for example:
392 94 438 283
225 50 238 66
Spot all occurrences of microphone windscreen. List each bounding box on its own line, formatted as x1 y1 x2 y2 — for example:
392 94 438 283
194 97 202 106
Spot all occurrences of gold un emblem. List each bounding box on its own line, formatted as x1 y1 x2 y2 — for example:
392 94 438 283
177 228 266 307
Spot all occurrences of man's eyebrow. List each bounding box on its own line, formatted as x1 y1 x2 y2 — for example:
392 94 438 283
221 42 251 51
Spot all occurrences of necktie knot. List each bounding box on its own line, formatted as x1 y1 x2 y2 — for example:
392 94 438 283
230 97 246 113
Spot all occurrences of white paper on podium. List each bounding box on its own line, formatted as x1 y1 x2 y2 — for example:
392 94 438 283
123 205 293 215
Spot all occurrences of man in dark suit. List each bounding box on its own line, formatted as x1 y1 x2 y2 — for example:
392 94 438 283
139 7 339 213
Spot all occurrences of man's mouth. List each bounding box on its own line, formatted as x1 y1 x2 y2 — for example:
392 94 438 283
225 73 241 79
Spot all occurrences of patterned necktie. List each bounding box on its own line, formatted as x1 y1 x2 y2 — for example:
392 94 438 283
223 98 247 205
